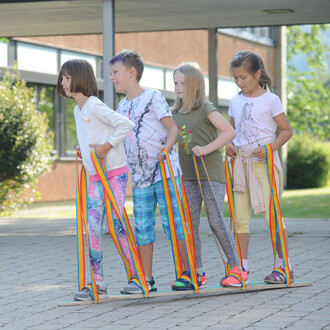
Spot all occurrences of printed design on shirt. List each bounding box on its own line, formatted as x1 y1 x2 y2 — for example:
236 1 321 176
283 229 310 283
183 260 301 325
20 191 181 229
118 90 179 189
133 97 158 187
237 102 260 146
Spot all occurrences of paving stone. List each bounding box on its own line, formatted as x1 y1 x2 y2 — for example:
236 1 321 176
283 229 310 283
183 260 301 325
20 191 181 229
0 216 329 329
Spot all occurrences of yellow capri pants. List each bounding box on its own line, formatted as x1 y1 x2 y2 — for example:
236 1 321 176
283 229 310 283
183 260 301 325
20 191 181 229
234 161 286 233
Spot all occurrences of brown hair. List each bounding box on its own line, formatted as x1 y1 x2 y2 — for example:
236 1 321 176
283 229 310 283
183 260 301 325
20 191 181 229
230 50 273 92
57 59 98 97
109 49 144 82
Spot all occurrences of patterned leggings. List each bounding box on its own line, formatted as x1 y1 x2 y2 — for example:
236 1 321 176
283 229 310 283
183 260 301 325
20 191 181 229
87 173 135 287
184 180 240 270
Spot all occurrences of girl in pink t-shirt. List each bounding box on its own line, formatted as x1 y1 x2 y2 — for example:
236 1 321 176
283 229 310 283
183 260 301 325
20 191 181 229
224 51 294 286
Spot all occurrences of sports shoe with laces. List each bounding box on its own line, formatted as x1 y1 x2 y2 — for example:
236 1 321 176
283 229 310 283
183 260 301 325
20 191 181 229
120 276 157 294
198 272 207 288
221 266 249 287
220 268 249 286
74 285 108 301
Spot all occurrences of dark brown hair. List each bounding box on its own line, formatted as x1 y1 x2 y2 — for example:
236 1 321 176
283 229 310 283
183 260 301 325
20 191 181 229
230 50 273 92
57 59 98 97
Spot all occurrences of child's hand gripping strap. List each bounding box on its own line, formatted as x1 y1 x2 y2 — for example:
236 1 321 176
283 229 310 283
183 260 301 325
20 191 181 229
264 144 291 287
160 149 199 293
193 154 246 290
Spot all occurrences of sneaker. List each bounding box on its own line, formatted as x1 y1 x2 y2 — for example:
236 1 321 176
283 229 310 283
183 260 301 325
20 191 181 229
221 266 249 287
172 271 202 291
121 276 157 294
198 272 208 288
264 267 294 284
220 269 249 286
74 285 108 301
171 271 207 288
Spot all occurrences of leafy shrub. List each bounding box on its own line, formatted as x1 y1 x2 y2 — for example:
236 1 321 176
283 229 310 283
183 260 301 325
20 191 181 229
287 134 330 189
0 69 53 214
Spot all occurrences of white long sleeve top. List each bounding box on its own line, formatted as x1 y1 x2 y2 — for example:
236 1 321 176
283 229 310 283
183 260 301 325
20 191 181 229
74 96 135 175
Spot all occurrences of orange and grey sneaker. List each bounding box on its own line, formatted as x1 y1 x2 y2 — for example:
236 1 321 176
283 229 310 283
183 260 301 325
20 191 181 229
221 266 249 287
198 272 208 288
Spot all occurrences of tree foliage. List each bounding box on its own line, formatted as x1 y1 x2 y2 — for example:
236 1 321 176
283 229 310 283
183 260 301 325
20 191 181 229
0 69 53 214
286 25 330 141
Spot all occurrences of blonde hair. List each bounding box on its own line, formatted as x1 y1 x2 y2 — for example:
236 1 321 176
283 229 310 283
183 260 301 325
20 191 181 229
172 62 209 113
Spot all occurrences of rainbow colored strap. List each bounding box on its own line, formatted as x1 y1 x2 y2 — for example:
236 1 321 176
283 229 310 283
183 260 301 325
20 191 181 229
264 144 291 287
160 149 199 293
192 154 246 290
76 151 149 304
75 153 99 303
224 156 243 268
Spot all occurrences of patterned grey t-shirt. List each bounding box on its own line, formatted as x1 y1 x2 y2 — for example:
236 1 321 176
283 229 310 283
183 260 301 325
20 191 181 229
117 89 181 189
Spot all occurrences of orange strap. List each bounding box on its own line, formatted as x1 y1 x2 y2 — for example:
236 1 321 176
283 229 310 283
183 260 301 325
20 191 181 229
160 149 199 293
265 144 291 287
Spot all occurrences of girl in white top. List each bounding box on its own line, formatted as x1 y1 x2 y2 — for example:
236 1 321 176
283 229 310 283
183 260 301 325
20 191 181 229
223 51 294 286
57 59 135 301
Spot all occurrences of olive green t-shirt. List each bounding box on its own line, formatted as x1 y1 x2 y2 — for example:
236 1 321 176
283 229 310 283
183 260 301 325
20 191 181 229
173 103 226 183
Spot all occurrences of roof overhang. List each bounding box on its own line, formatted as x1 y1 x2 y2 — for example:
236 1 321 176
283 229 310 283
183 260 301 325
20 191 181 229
0 0 329 37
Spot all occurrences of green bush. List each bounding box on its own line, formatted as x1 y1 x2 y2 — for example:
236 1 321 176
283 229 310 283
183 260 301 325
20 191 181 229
0 69 53 214
287 134 330 189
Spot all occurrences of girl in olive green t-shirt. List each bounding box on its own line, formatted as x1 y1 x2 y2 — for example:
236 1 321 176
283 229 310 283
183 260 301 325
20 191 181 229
171 62 248 289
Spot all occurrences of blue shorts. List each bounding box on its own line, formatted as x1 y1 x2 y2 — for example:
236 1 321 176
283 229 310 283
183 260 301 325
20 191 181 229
132 176 185 246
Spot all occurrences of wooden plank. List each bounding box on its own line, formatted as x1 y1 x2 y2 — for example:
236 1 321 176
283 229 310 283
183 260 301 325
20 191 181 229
58 281 312 307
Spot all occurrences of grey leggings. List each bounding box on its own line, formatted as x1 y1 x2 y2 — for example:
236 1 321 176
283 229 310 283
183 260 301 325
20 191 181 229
184 180 240 269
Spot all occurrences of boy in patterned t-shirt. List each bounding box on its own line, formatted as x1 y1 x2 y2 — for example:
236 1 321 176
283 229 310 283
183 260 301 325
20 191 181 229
109 49 195 293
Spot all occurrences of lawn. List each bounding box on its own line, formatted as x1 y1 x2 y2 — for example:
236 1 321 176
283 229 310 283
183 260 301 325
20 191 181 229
1 187 329 220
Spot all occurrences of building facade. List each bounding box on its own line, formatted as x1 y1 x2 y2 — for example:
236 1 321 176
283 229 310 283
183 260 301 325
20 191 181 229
0 27 279 201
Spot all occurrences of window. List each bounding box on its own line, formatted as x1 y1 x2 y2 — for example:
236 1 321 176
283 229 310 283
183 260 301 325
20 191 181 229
17 42 58 74
219 27 275 46
0 41 8 67
61 51 98 77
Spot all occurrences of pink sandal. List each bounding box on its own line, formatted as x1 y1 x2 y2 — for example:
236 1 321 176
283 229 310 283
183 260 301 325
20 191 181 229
264 267 294 284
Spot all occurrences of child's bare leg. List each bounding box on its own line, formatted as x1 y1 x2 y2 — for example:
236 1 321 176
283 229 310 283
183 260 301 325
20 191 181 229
237 233 249 259
276 228 289 258
178 239 189 272
138 243 154 279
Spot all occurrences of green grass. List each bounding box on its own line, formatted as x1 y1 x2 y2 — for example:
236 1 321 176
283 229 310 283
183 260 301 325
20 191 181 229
279 186 330 219
1 187 329 220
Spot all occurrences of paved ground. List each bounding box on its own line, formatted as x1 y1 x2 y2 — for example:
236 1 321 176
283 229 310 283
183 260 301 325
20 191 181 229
0 213 329 329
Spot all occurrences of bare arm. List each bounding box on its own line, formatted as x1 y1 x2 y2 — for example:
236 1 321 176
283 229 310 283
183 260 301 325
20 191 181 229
158 116 179 162
192 111 235 157
253 112 293 161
